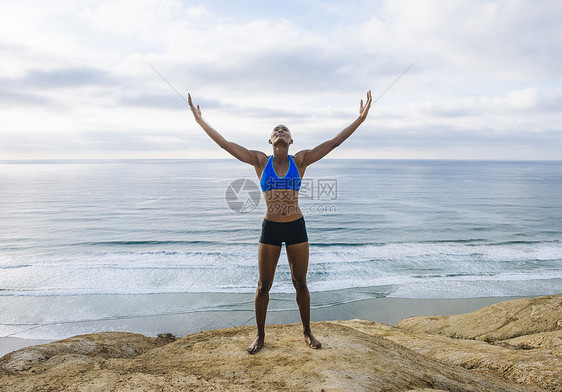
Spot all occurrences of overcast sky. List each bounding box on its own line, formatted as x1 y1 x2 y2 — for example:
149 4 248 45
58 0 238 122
1 0 561 160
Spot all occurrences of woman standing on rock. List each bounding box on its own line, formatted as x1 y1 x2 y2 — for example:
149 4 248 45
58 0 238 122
188 91 372 354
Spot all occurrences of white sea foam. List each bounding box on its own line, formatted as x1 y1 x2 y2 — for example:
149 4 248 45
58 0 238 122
1 241 560 297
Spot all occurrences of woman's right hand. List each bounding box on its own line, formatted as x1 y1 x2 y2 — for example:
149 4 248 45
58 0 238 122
359 90 372 120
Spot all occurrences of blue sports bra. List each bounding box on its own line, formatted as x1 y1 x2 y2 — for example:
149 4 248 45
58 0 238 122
260 155 301 192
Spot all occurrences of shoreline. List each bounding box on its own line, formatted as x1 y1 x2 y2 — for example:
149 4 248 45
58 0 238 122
0 294 526 357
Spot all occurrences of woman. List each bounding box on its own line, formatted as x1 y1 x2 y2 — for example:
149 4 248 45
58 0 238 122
188 91 372 354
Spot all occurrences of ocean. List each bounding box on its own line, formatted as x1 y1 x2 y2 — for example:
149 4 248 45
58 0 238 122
1 159 561 339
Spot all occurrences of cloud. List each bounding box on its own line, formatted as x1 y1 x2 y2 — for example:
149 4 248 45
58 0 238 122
118 93 186 109
500 88 562 113
15 67 119 89
0 0 561 160
0 90 51 106
409 88 562 120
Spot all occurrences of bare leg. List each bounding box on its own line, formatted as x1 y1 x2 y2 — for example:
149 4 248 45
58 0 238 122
286 241 321 349
248 243 281 354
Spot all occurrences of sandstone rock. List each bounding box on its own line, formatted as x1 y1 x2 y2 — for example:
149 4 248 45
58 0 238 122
371 294 562 391
0 323 539 392
336 319 560 391
1 296 559 391
0 331 172 372
499 330 562 354
397 295 562 342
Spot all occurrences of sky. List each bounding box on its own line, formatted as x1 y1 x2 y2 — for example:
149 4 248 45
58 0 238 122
1 0 561 160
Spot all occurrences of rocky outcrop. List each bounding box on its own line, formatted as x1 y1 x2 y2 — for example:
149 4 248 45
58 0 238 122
0 332 175 373
1 295 559 392
396 295 562 342
372 295 562 390
389 295 561 391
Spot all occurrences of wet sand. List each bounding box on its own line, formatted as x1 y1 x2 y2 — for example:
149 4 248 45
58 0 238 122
1 293 522 357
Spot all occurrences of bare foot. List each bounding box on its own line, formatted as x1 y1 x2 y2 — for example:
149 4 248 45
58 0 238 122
247 336 264 354
304 332 321 349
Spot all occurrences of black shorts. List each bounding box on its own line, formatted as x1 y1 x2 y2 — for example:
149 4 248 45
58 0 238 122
259 216 308 246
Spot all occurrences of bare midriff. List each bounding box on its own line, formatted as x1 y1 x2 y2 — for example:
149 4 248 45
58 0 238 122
263 189 302 222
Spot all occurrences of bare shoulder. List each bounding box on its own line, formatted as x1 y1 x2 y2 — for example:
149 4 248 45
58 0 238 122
293 149 311 169
250 150 269 170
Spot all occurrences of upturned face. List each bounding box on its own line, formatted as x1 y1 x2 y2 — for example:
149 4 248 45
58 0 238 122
270 125 293 146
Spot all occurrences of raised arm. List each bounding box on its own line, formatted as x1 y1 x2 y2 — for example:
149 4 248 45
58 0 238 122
295 91 372 168
188 93 265 166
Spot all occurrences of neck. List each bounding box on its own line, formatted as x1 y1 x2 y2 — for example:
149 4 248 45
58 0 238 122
272 145 289 162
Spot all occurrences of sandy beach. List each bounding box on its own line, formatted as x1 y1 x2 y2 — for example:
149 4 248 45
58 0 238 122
0 293 522 357
1 294 560 391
